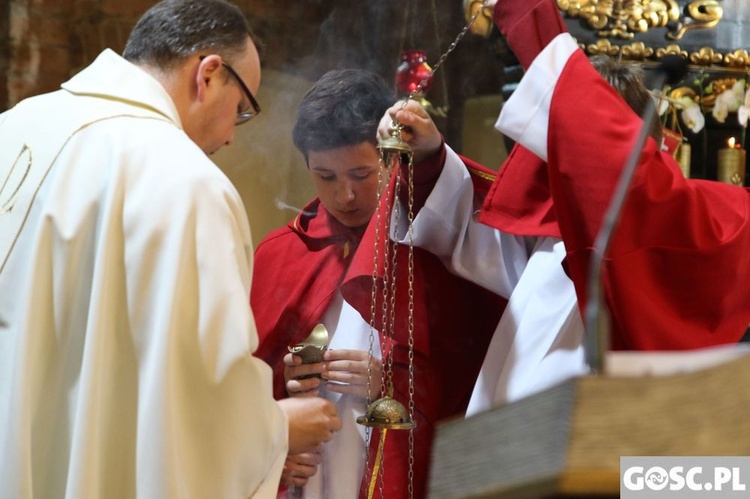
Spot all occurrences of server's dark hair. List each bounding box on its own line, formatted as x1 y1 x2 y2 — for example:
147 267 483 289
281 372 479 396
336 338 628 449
293 69 395 162
590 55 663 145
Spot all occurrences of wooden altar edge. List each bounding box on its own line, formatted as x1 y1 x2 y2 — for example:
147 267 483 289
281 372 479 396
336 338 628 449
428 352 750 498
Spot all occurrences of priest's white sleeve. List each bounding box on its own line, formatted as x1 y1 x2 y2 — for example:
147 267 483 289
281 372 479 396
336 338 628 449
388 145 586 412
391 145 529 298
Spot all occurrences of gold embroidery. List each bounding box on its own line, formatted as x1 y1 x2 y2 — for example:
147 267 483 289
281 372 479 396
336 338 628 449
0 145 32 216
467 165 496 182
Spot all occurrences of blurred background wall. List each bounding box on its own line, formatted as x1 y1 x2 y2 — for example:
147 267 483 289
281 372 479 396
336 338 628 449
0 0 509 245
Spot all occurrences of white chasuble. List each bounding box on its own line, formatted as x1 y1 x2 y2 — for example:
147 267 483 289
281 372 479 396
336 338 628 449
0 49 287 499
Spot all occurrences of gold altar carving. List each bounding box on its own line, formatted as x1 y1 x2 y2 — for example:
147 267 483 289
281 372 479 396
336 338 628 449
688 46 723 66
464 0 747 70
723 50 750 69
668 0 723 40
556 0 722 41
581 39 746 70
654 44 689 59
583 42 748 70
555 1 746 69
461 0 749 183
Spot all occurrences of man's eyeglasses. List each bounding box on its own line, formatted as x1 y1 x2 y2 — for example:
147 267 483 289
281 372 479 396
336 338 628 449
220 61 261 125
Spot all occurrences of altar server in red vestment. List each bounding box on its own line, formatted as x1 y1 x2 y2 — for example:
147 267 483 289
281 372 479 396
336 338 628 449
488 0 749 348
251 69 504 499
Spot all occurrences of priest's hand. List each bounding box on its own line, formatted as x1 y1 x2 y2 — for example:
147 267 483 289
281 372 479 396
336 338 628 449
284 353 323 397
492 0 567 70
278 397 342 455
280 450 322 487
322 349 382 400
377 99 442 165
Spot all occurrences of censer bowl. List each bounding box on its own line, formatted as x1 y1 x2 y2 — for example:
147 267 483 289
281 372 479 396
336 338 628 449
356 396 416 430
377 134 412 156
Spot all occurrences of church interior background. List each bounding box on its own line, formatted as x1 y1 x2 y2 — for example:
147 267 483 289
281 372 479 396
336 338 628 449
2 0 749 246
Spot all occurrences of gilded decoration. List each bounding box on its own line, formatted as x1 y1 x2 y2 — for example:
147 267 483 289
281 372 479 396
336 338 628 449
460 0 750 182
577 40 746 70
724 50 750 69
463 0 748 70
556 0 722 41
557 0 747 70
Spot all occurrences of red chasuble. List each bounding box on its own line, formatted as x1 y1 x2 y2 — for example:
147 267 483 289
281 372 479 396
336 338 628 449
252 153 505 498
486 48 749 351
252 199 366 400
479 143 561 239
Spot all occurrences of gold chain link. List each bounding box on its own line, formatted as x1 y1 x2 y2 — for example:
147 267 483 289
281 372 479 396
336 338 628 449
365 4 490 496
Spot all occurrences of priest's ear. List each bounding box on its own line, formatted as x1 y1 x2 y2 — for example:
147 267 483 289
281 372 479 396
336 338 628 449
195 54 223 102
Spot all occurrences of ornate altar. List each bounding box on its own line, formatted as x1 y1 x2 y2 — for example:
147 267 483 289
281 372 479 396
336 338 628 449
561 0 750 183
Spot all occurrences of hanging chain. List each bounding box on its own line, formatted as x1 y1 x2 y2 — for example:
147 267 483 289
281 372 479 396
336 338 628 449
430 0 450 115
386 168 402 395
381 162 400 499
402 0 489 106
366 4 490 497
380 203 394 400
377 427 387 499
405 152 416 499
365 156 391 486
